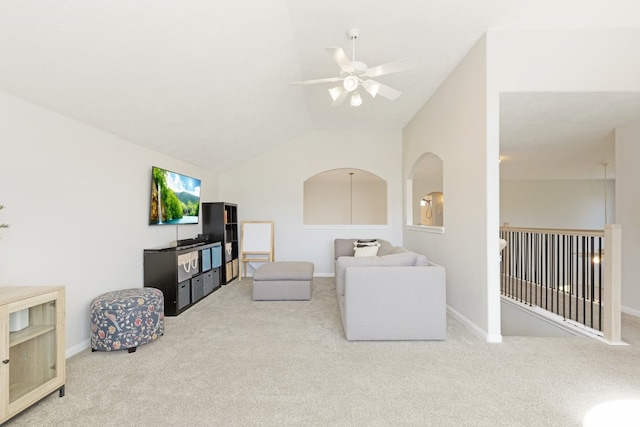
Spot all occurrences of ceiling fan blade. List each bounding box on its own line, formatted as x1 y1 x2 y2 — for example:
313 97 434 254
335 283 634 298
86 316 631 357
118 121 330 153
326 47 354 73
365 57 417 78
364 80 402 100
362 80 380 98
290 77 342 85
331 90 349 107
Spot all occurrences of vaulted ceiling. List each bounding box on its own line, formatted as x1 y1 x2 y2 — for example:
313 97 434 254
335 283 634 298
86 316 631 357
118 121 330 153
2 1 640 178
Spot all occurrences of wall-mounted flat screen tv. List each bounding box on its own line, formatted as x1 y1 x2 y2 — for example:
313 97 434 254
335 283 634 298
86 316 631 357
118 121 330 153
149 166 201 225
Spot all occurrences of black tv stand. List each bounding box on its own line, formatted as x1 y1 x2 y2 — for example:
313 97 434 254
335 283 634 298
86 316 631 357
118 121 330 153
143 241 222 315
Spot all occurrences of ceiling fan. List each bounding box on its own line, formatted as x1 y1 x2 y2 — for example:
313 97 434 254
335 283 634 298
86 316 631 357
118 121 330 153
290 28 417 107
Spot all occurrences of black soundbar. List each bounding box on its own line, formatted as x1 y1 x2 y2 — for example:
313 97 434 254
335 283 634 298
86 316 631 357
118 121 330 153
174 235 209 247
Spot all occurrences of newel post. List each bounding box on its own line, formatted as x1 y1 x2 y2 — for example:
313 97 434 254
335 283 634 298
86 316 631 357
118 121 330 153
603 224 622 343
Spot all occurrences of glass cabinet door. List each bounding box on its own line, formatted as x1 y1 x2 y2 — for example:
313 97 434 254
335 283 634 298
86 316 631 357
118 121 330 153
8 297 58 403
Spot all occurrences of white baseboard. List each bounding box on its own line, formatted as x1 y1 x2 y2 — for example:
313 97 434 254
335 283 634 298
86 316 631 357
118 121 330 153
622 305 640 317
446 305 502 343
66 339 90 359
485 332 503 343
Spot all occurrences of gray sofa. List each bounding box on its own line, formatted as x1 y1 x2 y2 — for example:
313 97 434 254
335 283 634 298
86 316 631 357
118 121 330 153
334 239 446 341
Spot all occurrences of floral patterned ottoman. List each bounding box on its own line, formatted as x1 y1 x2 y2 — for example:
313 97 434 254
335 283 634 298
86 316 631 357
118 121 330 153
90 288 164 353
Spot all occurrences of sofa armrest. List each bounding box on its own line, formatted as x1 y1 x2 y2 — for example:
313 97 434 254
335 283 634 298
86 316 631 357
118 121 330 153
343 265 446 340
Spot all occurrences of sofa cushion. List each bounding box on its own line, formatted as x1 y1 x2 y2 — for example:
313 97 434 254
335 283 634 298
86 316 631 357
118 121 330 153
384 246 427 264
335 250 425 296
415 254 429 266
335 239 356 258
376 240 396 256
379 251 417 266
394 246 409 254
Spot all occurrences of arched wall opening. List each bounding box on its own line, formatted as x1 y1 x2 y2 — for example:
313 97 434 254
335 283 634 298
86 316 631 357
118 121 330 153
304 168 387 225
407 152 444 228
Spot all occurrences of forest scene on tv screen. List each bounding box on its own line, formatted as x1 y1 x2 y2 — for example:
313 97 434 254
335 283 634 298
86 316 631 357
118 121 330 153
149 167 201 225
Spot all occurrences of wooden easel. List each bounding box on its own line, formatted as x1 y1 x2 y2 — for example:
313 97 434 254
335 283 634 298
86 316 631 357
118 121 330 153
240 221 274 280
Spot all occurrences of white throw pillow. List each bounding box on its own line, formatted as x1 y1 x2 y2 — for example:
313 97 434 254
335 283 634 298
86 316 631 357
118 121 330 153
354 239 378 247
354 245 380 257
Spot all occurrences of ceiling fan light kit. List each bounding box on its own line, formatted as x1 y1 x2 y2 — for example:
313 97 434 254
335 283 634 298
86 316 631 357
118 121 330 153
350 92 363 107
343 75 359 92
328 86 343 101
290 28 416 107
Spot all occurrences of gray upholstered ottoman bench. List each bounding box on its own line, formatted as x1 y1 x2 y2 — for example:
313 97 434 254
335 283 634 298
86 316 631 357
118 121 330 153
252 261 314 300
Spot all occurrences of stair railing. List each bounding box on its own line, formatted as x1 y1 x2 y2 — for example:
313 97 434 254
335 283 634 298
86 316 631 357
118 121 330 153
500 224 621 343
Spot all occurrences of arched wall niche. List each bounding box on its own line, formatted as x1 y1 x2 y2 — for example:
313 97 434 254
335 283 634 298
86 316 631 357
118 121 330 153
407 152 444 227
304 168 387 225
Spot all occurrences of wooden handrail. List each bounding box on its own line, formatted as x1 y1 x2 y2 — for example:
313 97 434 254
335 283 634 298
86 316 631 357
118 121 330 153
501 226 604 238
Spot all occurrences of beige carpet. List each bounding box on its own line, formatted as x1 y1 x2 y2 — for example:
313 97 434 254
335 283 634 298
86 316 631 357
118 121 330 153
6 278 640 426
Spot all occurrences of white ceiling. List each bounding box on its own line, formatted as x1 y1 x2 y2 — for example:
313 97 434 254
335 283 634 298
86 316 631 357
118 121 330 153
1 1 640 178
500 92 640 179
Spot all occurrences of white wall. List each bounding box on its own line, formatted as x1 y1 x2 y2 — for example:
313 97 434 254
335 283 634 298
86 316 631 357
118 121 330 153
500 179 615 229
488 28 640 316
501 299 576 337
403 36 496 340
0 91 218 355
219 128 403 276
615 121 640 314
402 28 640 342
